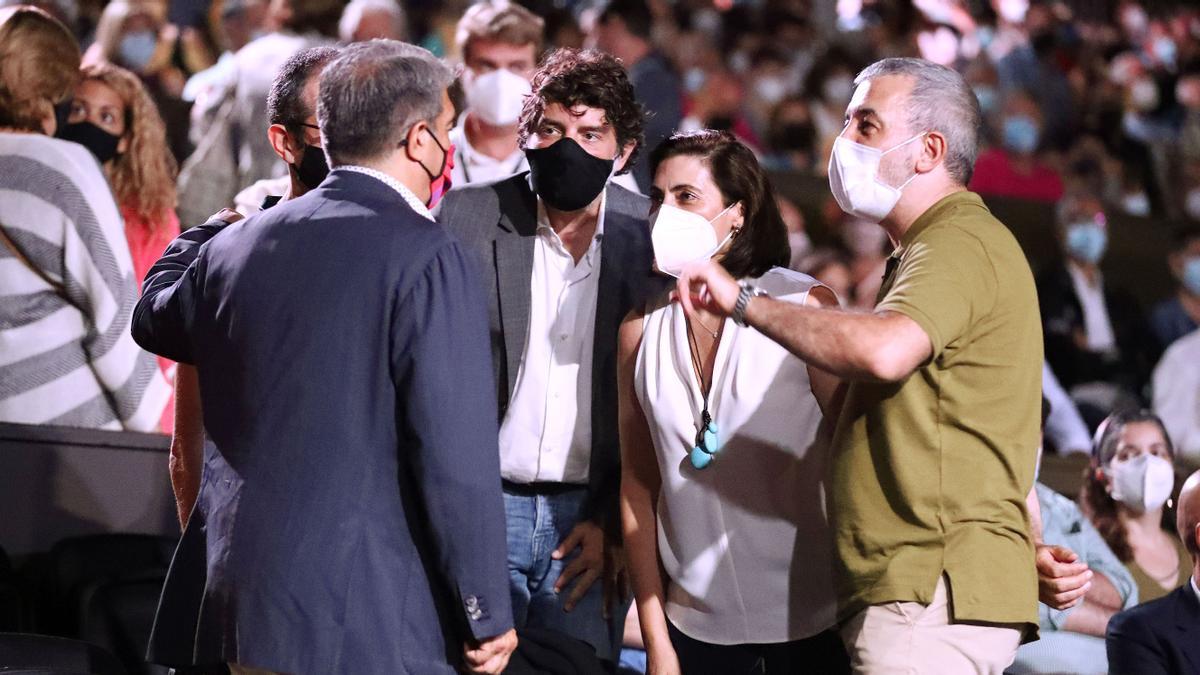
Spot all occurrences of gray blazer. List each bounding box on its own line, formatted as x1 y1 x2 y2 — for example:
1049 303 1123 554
439 172 658 532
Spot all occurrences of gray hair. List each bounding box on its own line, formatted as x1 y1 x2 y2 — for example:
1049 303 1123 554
338 0 406 43
854 57 981 186
318 39 452 166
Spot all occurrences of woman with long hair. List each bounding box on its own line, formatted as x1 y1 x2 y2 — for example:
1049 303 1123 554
1081 409 1190 603
61 61 180 285
0 6 168 431
619 130 847 674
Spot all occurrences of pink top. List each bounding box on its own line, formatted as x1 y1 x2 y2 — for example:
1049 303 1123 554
123 205 180 434
969 148 1065 203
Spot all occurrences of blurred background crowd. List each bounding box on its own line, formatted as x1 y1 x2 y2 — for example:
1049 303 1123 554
14 0 1197 465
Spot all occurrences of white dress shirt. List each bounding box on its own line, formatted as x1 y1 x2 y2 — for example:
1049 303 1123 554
497 193 605 485
339 165 434 222
1067 263 1117 353
449 123 529 187
1152 328 1200 464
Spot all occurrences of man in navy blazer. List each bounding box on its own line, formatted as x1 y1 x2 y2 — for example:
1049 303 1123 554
1106 469 1200 675
132 41 516 674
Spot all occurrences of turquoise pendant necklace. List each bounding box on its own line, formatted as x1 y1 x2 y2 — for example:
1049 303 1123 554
686 315 721 470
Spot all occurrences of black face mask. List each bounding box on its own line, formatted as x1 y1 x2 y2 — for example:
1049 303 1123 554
292 143 329 190
57 121 122 164
525 138 614 212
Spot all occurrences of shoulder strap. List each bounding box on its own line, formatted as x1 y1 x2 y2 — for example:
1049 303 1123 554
0 223 81 311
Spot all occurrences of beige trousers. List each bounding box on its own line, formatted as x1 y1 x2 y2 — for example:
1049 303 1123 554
228 664 286 675
839 576 1022 675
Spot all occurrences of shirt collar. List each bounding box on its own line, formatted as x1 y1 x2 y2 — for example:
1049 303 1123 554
534 186 607 261
338 165 434 222
899 190 985 248
1066 260 1103 289
1192 575 1199 604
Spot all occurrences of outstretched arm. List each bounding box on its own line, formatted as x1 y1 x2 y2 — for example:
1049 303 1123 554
132 211 239 363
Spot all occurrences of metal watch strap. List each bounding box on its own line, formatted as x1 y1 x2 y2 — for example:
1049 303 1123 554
732 281 764 327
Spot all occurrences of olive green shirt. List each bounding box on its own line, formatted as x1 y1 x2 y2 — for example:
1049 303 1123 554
1128 538 1192 605
829 191 1043 634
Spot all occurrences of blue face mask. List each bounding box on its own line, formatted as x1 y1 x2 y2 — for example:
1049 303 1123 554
973 85 999 115
1002 114 1040 155
1182 256 1200 296
118 30 158 72
1065 222 1107 264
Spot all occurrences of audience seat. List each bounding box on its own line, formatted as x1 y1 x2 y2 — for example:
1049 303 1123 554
0 632 126 674
36 535 176 675
0 545 21 631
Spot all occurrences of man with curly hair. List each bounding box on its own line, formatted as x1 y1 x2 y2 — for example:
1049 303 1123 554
438 47 654 666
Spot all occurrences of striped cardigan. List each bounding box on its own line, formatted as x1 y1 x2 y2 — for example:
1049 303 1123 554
0 132 169 432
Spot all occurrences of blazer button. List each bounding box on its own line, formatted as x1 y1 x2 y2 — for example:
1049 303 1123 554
468 607 484 621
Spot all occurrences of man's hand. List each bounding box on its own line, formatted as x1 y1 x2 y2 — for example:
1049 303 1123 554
602 536 630 619
1036 544 1093 609
552 520 605 611
463 628 517 674
673 259 741 319
210 208 244 224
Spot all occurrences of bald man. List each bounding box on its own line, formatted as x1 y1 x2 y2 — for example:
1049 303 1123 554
1106 470 1200 675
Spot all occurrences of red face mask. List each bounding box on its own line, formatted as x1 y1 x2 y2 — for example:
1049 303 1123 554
427 141 455 209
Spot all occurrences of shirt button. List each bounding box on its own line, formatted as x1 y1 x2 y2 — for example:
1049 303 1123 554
559 334 568 341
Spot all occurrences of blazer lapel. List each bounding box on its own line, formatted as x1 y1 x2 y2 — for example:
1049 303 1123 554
493 178 538 401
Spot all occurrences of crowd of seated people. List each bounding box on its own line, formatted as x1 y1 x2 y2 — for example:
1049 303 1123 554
2 0 1200 674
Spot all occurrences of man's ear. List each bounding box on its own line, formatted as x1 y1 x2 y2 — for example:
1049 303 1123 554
917 131 947 174
402 119 429 161
615 140 637 173
268 123 302 165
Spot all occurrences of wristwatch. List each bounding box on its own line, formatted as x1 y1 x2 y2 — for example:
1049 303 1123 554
732 281 768 327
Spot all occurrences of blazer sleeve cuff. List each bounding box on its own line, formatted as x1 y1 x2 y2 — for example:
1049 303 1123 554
459 590 514 640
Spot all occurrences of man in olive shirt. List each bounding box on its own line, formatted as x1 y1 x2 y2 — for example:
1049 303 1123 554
674 57 1042 673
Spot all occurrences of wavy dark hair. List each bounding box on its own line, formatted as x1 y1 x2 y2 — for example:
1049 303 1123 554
1081 408 1175 562
517 48 644 175
649 130 789 279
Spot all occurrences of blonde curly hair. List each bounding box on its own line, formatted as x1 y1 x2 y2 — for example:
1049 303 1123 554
79 61 177 225
0 6 80 133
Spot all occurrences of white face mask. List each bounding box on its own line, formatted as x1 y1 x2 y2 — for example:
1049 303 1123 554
1109 453 1175 513
651 202 737 278
465 68 532 127
828 133 924 223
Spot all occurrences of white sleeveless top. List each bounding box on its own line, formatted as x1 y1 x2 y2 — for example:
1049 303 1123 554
634 267 837 645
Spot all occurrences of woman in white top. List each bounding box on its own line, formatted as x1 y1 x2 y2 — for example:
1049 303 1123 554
619 130 848 674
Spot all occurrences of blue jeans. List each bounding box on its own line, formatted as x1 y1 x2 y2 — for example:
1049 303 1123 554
503 484 621 663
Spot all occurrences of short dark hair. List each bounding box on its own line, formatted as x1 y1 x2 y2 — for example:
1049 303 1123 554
267 46 340 137
318 40 453 166
598 0 653 41
518 48 644 176
649 130 789 279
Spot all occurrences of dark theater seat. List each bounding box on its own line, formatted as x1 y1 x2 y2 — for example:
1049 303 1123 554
0 632 126 675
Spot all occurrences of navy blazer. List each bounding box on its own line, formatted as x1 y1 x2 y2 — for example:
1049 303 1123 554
437 174 658 534
131 170 512 673
1106 582 1200 675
